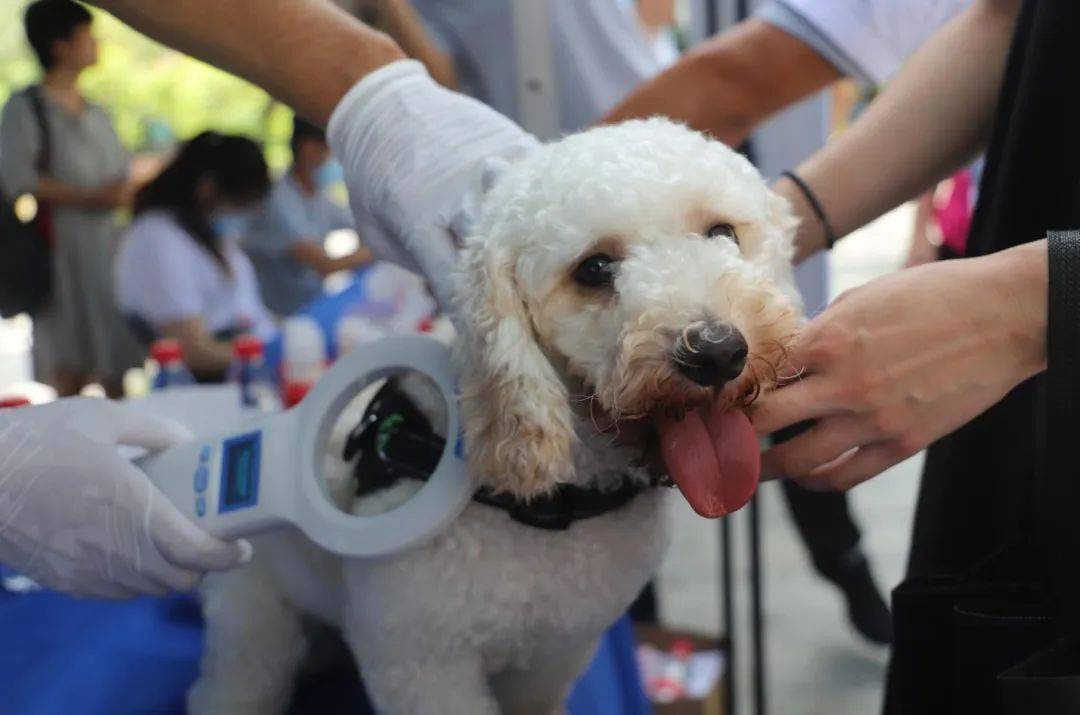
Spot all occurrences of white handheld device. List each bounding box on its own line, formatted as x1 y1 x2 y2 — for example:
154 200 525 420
137 335 473 558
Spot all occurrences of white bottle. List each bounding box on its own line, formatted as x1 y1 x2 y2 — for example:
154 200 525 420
336 314 388 358
282 316 327 407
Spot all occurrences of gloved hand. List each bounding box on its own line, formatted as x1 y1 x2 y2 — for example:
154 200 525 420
327 59 539 309
0 398 251 599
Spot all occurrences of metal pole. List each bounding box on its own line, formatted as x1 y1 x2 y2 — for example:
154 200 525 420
720 514 735 715
704 0 719 36
749 494 766 715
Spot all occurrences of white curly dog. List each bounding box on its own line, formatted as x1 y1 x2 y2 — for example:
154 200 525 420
188 119 802 715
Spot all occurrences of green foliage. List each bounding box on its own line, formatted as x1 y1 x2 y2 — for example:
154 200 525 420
0 1 292 168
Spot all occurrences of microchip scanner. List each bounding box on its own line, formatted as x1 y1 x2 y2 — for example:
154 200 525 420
137 335 473 558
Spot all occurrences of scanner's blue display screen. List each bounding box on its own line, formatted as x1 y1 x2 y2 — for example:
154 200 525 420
219 431 261 513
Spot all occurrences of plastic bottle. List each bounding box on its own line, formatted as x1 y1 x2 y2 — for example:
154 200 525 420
228 334 279 411
335 314 387 358
149 338 195 390
281 316 327 407
653 638 694 703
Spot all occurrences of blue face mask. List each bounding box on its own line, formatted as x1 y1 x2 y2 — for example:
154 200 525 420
312 160 344 190
211 210 251 239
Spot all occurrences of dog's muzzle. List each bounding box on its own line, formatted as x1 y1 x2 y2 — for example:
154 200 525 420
673 321 748 388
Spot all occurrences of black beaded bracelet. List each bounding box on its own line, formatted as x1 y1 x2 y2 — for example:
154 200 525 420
781 170 838 251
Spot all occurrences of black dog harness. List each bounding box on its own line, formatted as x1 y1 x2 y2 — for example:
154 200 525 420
344 379 669 531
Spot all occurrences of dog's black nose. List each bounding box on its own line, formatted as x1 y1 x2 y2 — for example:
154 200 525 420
673 323 748 388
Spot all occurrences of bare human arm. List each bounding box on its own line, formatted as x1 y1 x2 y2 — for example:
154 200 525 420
288 240 373 277
749 0 1039 489
90 0 405 125
604 19 841 146
160 317 233 377
36 176 131 210
752 239 1046 489
357 0 457 89
776 0 1022 262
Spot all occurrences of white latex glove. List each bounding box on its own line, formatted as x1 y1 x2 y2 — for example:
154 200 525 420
327 59 539 309
0 398 252 599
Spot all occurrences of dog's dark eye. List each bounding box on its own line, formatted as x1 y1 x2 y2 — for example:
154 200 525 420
573 253 616 288
706 223 739 244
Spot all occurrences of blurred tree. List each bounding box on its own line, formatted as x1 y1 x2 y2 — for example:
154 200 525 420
0 1 293 169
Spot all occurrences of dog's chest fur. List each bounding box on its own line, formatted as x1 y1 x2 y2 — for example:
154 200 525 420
253 485 670 677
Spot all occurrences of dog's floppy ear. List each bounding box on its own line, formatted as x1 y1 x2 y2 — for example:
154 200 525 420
456 239 576 498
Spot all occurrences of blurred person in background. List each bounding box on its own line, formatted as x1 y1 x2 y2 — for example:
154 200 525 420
0 0 140 398
245 117 371 318
114 131 274 381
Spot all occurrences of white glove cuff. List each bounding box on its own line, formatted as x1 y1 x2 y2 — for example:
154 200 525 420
326 59 430 170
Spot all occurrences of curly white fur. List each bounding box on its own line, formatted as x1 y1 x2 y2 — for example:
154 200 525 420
189 119 801 715
458 119 801 496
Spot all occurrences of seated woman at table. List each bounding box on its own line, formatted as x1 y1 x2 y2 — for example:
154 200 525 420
115 131 275 381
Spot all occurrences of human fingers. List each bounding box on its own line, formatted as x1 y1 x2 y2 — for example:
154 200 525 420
113 409 196 452
793 440 918 492
149 495 252 573
119 544 203 594
748 375 846 436
760 415 877 479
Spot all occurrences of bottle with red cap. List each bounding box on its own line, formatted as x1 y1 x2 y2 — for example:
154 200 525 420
652 638 695 704
281 316 327 408
149 338 195 390
228 334 279 411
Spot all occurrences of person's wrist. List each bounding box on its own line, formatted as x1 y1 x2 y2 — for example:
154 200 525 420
772 175 828 263
985 239 1048 379
330 29 405 104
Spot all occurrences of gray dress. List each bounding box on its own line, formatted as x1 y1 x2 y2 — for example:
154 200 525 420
0 87 141 382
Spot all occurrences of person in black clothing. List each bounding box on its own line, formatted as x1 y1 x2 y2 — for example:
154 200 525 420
746 0 1080 711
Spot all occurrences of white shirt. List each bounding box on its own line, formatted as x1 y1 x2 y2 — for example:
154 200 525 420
115 211 276 341
765 0 972 86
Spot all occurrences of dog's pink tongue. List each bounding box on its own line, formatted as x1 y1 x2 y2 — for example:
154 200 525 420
657 404 760 517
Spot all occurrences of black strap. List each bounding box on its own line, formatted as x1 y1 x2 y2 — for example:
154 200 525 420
780 170 837 250
1044 231 1080 628
26 86 51 176
472 478 666 531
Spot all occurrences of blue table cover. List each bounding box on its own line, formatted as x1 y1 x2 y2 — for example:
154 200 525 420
0 587 648 714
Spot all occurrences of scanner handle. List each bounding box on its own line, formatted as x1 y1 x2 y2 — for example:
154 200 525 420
137 423 290 540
